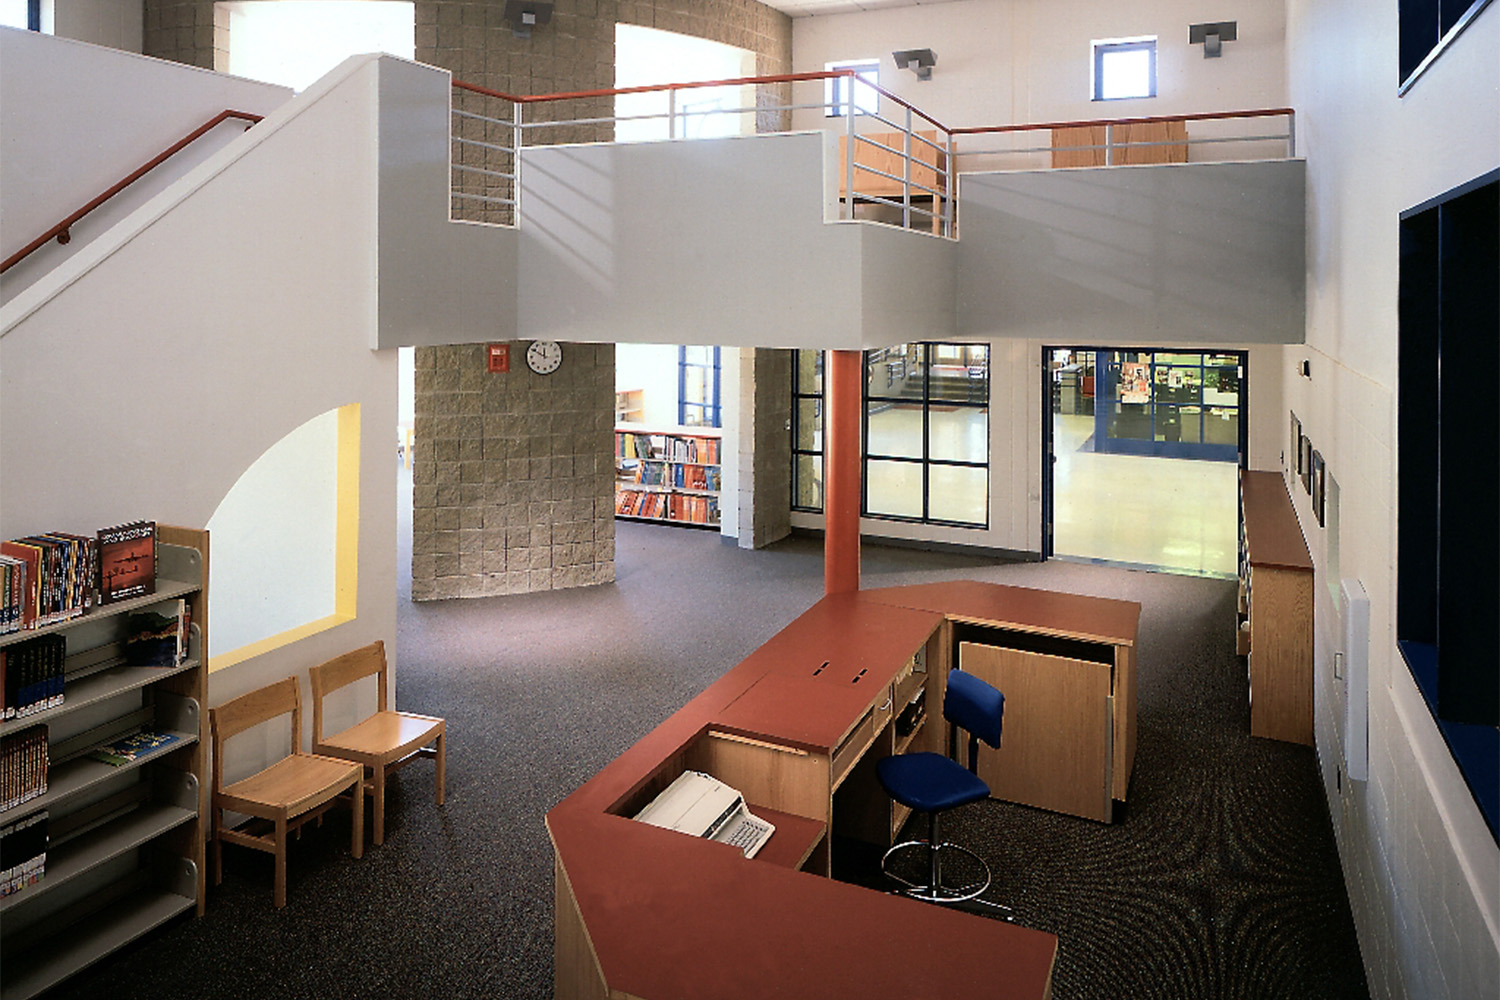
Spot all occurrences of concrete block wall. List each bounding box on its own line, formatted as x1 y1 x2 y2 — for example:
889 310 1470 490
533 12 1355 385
409 0 791 599
411 341 616 600
142 1 226 69
737 348 792 549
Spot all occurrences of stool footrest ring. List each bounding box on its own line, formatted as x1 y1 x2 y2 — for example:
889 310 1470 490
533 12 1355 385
880 838 992 904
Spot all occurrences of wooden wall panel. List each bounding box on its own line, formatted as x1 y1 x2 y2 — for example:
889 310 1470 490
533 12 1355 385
1051 125 1106 167
959 643 1114 822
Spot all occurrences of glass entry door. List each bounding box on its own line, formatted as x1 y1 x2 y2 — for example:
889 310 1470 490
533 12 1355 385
1045 347 1245 577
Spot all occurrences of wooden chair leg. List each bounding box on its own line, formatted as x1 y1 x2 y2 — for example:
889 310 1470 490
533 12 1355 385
372 765 386 847
351 775 364 860
435 733 446 806
273 817 288 908
212 805 223 886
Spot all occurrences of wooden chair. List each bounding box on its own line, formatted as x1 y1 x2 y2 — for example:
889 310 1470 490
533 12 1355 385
310 640 446 847
209 677 364 908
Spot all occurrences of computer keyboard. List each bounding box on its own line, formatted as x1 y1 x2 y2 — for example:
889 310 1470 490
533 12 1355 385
723 817 771 854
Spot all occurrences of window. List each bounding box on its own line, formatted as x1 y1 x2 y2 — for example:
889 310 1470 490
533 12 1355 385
1399 0 1493 91
791 350 824 511
1397 170 1499 837
825 59 879 117
1093 37 1156 101
792 344 990 526
678 346 721 427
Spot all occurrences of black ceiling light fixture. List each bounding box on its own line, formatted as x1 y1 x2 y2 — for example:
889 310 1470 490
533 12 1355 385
504 0 553 39
892 49 937 81
1190 21 1238 58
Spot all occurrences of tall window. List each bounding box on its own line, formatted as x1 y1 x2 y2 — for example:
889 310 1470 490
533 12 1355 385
1092 37 1157 101
792 345 990 526
678 346 721 427
825 59 879 117
791 350 824 511
1397 170 1498 837
865 344 989 526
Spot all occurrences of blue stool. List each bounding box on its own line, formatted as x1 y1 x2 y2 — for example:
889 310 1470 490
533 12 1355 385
876 669 1006 908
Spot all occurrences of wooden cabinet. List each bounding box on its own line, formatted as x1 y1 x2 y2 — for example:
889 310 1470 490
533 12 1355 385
0 526 207 1000
1051 120 1188 167
1239 471 1314 745
614 425 722 528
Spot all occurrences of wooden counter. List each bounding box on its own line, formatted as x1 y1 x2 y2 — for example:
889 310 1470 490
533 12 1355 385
1239 471 1314 744
548 583 1142 1000
866 581 1140 822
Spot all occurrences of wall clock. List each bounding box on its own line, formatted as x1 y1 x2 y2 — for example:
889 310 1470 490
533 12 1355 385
526 340 563 375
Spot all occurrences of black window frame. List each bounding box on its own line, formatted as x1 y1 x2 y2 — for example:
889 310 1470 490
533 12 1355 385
790 349 824 513
1399 0 1493 93
1397 168 1499 841
862 342 990 528
1092 38 1157 102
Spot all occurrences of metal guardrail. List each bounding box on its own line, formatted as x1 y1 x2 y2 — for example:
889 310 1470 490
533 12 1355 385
449 70 957 237
448 73 1295 241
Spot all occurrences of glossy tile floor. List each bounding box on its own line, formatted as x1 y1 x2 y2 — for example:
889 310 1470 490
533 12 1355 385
1053 414 1238 577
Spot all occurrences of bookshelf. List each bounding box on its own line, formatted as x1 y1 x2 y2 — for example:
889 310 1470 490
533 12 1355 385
615 425 723 529
0 525 208 1000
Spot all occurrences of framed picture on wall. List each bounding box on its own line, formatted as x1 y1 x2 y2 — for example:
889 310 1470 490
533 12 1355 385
1300 435 1313 494
1290 412 1302 473
1312 450 1327 526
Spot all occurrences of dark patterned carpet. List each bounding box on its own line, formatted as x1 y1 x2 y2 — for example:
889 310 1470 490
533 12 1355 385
42 508 1369 1000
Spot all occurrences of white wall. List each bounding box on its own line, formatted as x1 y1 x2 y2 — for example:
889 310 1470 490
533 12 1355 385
207 408 340 654
0 54 402 776
516 131 956 352
956 161 1306 346
1283 2 1499 998
792 0 1287 131
0 28 290 302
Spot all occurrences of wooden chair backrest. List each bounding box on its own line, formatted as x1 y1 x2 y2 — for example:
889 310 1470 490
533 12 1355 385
309 640 389 745
210 676 301 794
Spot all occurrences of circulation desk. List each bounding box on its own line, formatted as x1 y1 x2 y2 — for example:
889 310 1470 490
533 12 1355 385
547 581 1140 1000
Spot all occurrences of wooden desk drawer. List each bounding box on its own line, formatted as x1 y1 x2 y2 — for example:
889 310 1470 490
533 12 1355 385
831 698 888 792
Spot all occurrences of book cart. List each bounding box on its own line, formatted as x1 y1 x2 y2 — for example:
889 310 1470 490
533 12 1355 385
614 426 723 529
0 525 208 1000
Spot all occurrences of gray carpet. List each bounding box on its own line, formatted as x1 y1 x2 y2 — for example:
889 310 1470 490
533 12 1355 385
42 517 1369 1000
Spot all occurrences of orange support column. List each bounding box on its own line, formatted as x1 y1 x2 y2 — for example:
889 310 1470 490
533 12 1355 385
824 349 862 595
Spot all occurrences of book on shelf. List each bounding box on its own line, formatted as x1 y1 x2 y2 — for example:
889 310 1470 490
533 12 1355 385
87 730 182 766
123 601 187 667
1 530 97 630
1 725 49 812
0 810 49 896
1 634 66 720
97 520 156 605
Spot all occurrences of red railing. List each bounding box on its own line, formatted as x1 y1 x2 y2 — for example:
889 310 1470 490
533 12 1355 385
1 109 264 275
450 70 958 234
951 107 1297 166
951 106 1296 136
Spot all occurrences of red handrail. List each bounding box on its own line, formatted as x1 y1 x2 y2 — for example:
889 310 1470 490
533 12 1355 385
950 107 1295 135
1 109 264 275
452 69 952 132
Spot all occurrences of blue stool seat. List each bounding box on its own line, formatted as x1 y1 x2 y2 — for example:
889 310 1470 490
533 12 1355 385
877 752 989 814
875 670 1008 910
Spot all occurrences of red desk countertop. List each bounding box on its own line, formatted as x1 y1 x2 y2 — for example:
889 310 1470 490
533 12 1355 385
547 584 1108 1000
